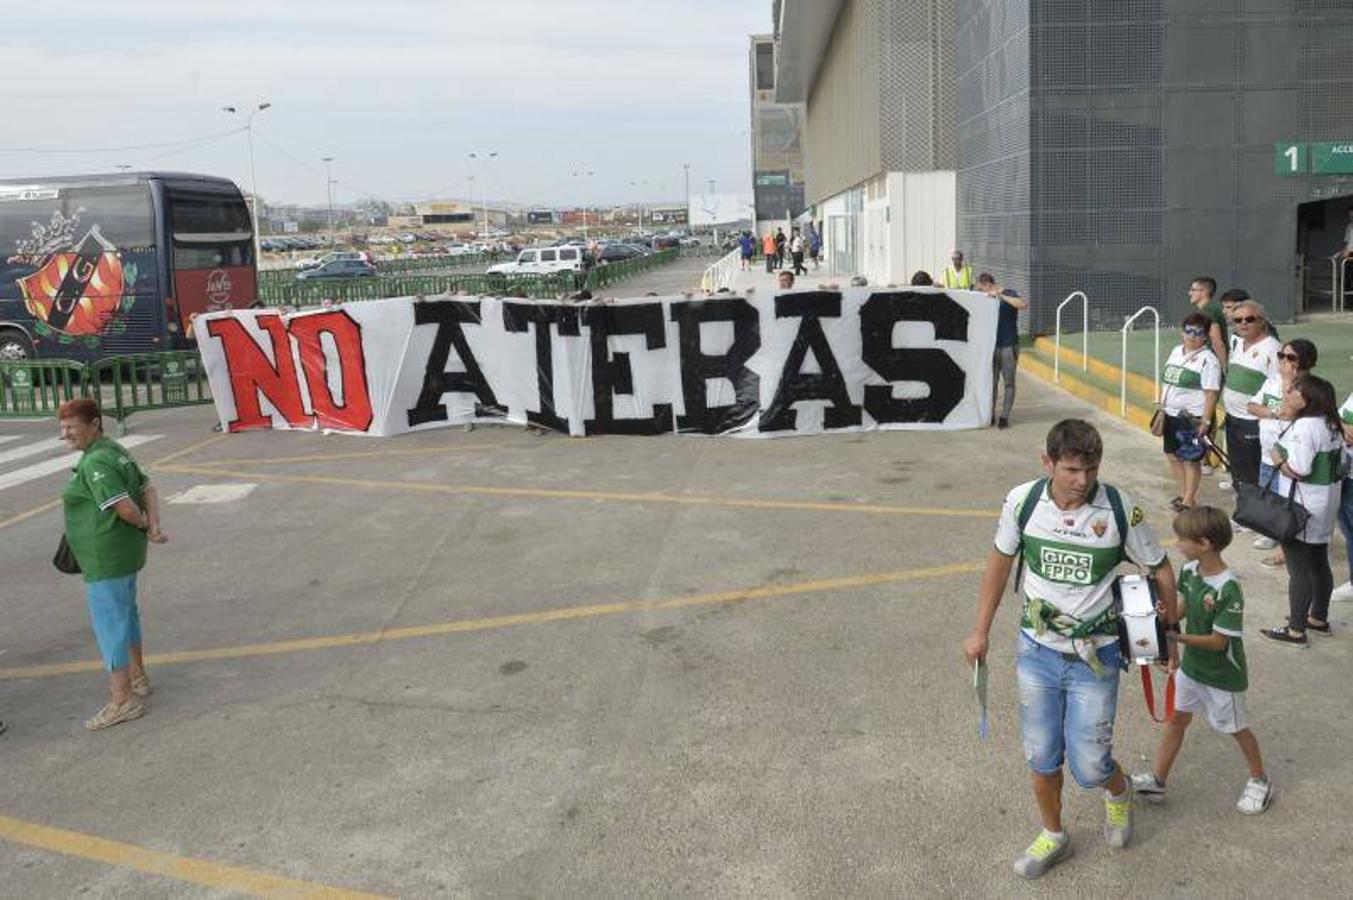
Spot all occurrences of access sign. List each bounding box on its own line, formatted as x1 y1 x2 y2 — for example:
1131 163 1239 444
1312 142 1353 175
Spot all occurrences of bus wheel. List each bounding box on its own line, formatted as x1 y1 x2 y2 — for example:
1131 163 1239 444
0 330 34 361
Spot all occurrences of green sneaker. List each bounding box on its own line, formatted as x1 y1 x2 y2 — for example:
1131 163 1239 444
1013 830 1071 879
1104 787 1134 848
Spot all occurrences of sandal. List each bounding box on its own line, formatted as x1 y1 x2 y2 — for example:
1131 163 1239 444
1165 496 1185 513
1260 626 1308 648
131 674 152 698
84 699 145 731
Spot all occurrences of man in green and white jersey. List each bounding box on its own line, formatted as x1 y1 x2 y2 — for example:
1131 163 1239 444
964 419 1179 879
1221 300 1280 490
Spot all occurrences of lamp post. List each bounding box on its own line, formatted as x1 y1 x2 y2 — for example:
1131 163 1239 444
468 151 498 238
682 162 690 232
223 101 271 262
629 180 649 232
572 169 594 241
321 156 336 244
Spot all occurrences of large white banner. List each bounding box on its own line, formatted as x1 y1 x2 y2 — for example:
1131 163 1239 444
196 288 999 438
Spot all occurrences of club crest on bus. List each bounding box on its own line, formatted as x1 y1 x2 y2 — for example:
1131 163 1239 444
206 269 233 310
9 209 135 344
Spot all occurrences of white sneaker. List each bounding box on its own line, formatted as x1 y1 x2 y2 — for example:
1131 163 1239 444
1201 464 1215 476
1219 480 1233 491
1237 778 1273 815
1331 582 1353 603
1252 535 1278 550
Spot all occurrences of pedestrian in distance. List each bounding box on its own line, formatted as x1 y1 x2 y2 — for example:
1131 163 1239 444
977 272 1029 429
57 398 168 731
1219 300 1281 492
774 227 787 269
808 223 822 270
790 230 807 275
963 419 1178 879
1159 313 1221 512
737 231 754 271
762 232 777 274
1261 374 1343 648
910 270 934 286
1132 507 1273 815
941 250 973 289
1246 338 1317 561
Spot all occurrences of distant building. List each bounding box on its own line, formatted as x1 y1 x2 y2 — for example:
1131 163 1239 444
957 2 1353 327
749 32 806 233
770 1 957 285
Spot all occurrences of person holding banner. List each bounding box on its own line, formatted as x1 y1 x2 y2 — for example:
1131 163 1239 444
963 418 1178 879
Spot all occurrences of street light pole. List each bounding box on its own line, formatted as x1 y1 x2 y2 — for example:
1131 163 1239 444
683 162 690 232
573 169 593 241
223 101 271 262
321 156 335 243
468 151 498 239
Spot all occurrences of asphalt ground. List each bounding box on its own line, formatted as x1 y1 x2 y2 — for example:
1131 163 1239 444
1 373 1351 897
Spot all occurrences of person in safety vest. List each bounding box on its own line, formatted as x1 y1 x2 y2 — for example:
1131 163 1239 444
942 250 974 289
963 419 1179 880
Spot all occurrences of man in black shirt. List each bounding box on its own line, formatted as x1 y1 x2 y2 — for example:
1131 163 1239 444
978 272 1030 429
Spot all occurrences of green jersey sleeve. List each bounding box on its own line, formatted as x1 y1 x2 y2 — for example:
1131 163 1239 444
1213 580 1244 637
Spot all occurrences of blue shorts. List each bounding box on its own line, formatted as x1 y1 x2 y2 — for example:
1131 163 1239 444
1015 632 1121 788
85 574 142 672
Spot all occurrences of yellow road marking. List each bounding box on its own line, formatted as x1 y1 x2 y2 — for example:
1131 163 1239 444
188 442 502 467
156 463 999 519
0 813 390 898
0 499 62 532
0 560 984 680
148 433 229 468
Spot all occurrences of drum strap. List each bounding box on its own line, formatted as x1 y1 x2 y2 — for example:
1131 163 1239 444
1139 666 1176 724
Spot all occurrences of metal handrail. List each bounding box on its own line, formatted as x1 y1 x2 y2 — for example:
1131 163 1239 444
1121 305 1160 416
700 247 743 292
1053 291 1088 383
1337 256 1353 312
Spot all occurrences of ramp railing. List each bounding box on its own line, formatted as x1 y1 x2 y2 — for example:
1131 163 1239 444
700 248 742 292
1120 305 1160 415
1053 291 1088 383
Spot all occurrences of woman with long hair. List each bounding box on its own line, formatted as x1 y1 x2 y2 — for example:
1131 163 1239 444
1160 312 1222 511
1246 338 1317 566
1261 374 1343 648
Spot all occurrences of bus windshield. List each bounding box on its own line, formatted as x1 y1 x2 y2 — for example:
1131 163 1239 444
166 186 256 334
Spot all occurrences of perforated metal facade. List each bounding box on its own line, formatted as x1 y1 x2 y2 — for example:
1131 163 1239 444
957 0 1353 331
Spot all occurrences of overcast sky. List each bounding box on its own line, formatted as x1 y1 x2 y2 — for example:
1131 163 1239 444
1 0 771 208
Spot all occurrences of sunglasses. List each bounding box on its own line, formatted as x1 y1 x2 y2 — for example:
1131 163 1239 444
1233 315 1260 324
1182 327 1207 337
1278 351 1300 362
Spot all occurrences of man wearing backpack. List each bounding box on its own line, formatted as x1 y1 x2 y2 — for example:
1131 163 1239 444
963 419 1179 879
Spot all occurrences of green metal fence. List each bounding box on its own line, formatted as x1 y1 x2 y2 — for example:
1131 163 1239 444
256 270 583 307
0 351 212 431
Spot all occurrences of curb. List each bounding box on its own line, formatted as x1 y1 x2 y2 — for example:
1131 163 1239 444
1021 353 1156 432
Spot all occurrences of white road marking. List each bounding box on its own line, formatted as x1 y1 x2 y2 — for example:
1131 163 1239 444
0 438 63 466
0 435 162 492
0 436 23 445
169 483 257 505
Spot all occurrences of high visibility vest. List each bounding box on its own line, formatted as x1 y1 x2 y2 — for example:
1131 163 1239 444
763 235 777 254
943 264 973 289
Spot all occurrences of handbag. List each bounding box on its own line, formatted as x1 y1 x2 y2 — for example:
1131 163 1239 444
1212 437 1312 542
53 534 81 575
1149 408 1165 437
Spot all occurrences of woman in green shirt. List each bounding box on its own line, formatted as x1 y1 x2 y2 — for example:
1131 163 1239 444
58 398 167 730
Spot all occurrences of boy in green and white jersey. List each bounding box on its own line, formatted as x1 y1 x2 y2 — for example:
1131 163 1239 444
1132 507 1272 814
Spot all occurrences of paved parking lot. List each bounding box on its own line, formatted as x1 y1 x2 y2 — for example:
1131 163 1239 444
1 375 1351 897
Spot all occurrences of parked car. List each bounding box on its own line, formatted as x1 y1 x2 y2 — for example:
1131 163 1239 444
486 245 587 275
296 250 371 270
295 259 377 280
596 244 645 263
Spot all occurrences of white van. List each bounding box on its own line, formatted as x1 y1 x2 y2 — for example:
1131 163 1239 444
486 245 587 275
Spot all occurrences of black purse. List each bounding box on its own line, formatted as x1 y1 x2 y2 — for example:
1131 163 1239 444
1213 433 1312 542
53 534 81 575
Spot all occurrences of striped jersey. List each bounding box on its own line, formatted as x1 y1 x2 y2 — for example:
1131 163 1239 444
1252 373 1286 458
1178 562 1247 693
1274 416 1344 543
1224 335 1280 419
996 480 1165 653
1161 344 1221 418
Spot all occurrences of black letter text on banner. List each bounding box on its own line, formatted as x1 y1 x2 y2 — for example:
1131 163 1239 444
859 291 969 424
501 302 580 432
758 292 862 432
581 303 674 435
407 300 505 427
670 297 762 434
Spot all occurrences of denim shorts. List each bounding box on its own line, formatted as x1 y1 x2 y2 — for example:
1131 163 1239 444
1015 632 1121 788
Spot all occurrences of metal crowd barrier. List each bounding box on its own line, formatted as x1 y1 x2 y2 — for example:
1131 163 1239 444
0 350 212 431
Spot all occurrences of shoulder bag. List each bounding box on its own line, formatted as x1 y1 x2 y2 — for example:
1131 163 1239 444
1212 434 1311 542
53 534 81 575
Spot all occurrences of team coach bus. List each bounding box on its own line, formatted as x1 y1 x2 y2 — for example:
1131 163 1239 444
0 171 257 362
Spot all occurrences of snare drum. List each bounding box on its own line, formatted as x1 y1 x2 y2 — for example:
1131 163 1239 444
1115 574 1166 664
